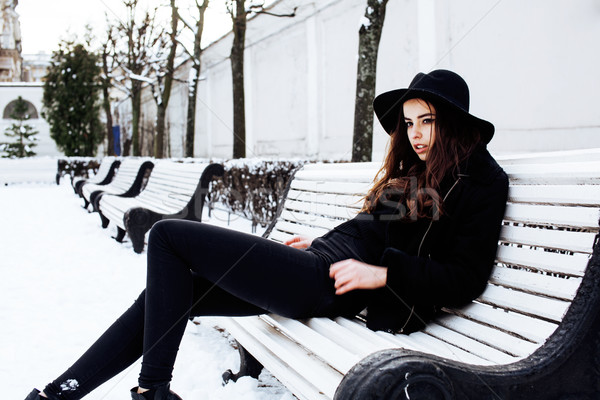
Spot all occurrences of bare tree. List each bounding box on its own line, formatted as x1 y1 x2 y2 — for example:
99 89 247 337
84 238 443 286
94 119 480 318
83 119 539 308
100 25 116 156
177 0 209 158
226 1 296 159
152 0 179 158
112 0 159 156
351 0 389 162
228 0 247 159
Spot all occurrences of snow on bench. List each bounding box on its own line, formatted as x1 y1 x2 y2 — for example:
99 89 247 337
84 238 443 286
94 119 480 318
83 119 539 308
218 149 600 400
97 160 224 253
81 158 154 211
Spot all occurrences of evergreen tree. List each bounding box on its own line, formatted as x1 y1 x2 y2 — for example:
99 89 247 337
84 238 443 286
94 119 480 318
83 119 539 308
42 40 103 156
1 96 39 158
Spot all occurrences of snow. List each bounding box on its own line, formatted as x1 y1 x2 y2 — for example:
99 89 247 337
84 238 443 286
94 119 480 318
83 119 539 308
0 173 294 399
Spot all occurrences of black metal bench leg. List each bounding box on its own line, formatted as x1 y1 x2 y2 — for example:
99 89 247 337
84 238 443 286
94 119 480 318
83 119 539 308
99 213 109 229
130 230 145 254
222 341 264 384
113 227 126 243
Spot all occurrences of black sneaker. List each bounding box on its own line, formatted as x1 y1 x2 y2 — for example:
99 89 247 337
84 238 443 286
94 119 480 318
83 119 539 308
130 385 183 400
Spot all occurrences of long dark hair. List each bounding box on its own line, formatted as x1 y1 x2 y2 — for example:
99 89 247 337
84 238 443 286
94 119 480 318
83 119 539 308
362 98 481 219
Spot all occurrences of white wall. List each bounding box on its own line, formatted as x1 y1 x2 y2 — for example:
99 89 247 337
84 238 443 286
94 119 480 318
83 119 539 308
124 0 600 160
0 83 57 156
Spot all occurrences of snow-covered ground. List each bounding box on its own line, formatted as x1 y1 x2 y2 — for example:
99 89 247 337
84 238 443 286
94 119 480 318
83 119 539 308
0 176 294 399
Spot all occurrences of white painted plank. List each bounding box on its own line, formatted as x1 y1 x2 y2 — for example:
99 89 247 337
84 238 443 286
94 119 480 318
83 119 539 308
279 209 342 231
287 189 363 209
478 285 569 322
504 161 600 184
422 323 517 364
273 220 329 239
496 245 590 276
285 199 360 220
220 317 336 400
301 162 380 171
444 302 558 344
334 317 492 365
295 168 377 183
504 203 600 229
432 315 539 358
290 180 372 196
264 315 361 374
499 224 596 254
508 184 600 206
490 266 582 301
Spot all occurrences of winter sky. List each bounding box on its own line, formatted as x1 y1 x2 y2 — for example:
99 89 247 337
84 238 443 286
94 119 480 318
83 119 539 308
17 0 233 55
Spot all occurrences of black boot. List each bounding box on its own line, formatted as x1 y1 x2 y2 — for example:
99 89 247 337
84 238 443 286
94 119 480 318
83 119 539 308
24 389 59 400
130 384 183 400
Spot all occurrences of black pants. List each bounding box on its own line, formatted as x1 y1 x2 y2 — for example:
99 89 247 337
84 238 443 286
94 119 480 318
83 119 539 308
44 220 368 399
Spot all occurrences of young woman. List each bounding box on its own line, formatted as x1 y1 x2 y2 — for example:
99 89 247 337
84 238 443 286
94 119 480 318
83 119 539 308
26 69 508 400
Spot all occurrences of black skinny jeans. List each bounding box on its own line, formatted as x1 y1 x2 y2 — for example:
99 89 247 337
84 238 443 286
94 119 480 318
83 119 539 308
44 220 368 399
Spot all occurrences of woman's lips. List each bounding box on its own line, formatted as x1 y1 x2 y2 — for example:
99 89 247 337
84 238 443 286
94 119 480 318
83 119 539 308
414 144 428 154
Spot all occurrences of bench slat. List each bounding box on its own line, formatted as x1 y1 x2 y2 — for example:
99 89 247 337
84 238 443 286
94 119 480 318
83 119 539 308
287 189 363 209
294 168 376 183
264 316 361 374
432 314 539 358
222 317 336 400
490 266 582 301
279 209 342 231
504 203 600 230
273 220 329 239
508 184 600 206
504 161 600 184
290 180 372 196
285 199 359 221
333 317 492 365
478 285 569 322
445 302 557 344
499 224 597 254
496 245 589 276
422 323 517 364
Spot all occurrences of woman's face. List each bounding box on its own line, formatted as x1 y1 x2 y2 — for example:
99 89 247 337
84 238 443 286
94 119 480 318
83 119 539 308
403 98 436 161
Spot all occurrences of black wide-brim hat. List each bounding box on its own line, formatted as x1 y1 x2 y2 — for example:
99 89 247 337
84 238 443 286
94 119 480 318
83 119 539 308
373 69 495 143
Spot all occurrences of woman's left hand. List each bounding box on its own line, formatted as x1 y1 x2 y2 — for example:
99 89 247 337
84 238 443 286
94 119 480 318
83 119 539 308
329 259 388 295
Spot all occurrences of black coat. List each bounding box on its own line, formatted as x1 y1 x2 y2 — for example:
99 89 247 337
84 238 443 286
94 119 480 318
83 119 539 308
335 146 509 333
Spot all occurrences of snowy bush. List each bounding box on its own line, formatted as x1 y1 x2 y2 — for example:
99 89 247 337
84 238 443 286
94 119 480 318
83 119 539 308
210 159 307 228
56 157 100 184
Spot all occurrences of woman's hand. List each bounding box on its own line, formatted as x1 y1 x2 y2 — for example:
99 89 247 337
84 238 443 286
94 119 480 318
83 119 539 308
284 235 314 249
329 259 388 295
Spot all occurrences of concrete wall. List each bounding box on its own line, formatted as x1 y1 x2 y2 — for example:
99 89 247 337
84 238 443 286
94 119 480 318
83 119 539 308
0 82 56 156
123 0 600 160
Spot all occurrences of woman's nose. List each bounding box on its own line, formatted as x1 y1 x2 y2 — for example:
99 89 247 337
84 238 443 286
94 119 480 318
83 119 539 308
409 125 422 139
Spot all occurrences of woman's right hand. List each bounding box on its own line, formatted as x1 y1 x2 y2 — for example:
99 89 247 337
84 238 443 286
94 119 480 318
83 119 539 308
284 235 314 249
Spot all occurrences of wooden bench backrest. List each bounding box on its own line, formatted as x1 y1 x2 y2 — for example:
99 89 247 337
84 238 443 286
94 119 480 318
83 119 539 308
104 158 150 192
90 156 117 183
83 158 148 196
134 161 210 214
264 158 600 368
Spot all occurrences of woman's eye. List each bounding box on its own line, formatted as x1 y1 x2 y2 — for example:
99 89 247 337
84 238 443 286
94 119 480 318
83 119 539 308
405 121 413 127
423 118 435 124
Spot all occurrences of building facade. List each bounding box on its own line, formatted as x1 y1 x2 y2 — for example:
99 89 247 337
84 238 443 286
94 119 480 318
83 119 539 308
115 0 600 160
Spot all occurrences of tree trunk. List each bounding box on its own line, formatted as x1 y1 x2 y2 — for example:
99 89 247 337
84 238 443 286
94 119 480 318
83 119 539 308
155 0 178 159
185 0 209 158
131 82 142 156
101 50 114 156
231 0 247 159
351 0 389 162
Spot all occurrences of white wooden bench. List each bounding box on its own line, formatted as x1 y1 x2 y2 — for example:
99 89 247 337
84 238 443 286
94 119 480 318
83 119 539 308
73 156 119 196
219 149 600 400
81 158 154 210
97 160 224 253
